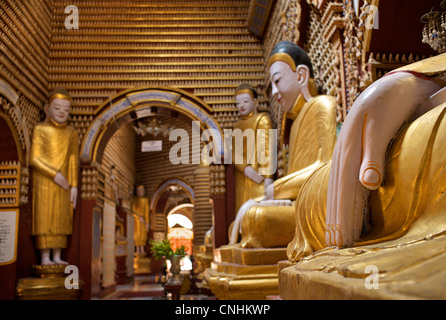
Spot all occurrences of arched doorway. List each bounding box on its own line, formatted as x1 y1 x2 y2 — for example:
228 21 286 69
80 86 224 165
167 204 194 271
80 87 219 249
151 178 194 247
78 86 219 298
151 178 194 213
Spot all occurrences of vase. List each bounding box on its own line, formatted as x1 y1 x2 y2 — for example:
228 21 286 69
168 255 183 284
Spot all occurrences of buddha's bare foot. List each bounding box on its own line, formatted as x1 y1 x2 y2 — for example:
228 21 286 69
41 257 55 266
53 257 69 265
53 249 68 265
41 249 55 266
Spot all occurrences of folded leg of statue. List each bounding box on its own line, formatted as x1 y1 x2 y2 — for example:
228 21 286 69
239 201 295 249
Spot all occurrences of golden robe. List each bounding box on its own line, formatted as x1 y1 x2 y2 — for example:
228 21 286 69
30 119 79 250
132 197 150 247
240 94 337 248
288 55 446 261
232 112 273 212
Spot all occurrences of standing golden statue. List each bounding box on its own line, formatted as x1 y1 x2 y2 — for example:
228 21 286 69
132 185 150 255
228 84 274 244
237 41 337 249
30 88 79 266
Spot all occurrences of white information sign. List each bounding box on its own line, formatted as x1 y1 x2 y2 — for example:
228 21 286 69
0 210 18 265
142 140 163 152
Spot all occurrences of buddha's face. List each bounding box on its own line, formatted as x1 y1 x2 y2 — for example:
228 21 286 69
47 98 71 124
270 61 301 113
235 93 257 117
136 186 145 197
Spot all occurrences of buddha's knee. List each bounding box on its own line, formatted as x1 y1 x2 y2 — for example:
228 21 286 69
240 205 295 248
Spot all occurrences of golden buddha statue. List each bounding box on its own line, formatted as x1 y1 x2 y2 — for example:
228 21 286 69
205 41 337 299
287 53 446 262
238 41 337 249
30 88 79 266
228 84 274 244
132 185 150 255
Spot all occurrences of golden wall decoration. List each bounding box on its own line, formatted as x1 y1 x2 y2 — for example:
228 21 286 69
49 0 267 134
0 0 52 108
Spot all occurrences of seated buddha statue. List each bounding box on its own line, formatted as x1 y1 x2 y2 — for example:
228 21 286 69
287 53 446 261
236 41 338 249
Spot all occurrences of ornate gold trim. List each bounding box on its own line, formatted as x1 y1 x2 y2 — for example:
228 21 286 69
235 88 255 100
49 93 73 104
267 52 297 72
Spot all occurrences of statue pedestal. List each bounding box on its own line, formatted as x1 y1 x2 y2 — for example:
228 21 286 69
195 244 213 277
194 243 213 292
204 246 287 300
16 265 84 300
134 254 151 275
279 233 446 300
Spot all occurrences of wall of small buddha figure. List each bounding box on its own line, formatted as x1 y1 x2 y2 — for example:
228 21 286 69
1 0 52 108
1 0 52 162
49 0 269 134
102 122 137 205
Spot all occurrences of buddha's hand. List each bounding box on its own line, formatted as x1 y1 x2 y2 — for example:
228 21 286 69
264 178 273 189
326 71 441 248
263 178 274 197
54 172 70 190
264 182 274 200
244 166 264 184
71 187 78 209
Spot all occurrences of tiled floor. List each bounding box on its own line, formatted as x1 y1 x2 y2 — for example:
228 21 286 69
102 275 215 300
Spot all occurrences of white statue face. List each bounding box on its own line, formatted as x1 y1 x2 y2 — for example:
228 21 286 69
270 61 301 113
47 98 71 124
235 93 257 117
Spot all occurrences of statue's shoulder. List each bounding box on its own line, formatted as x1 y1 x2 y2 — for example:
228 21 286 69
33 122 44 129
32 121 49 134
255 112 273 129
256 111 272 122
307 95 337 114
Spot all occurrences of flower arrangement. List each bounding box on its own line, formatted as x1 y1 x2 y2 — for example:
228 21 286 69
149 238 187 260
